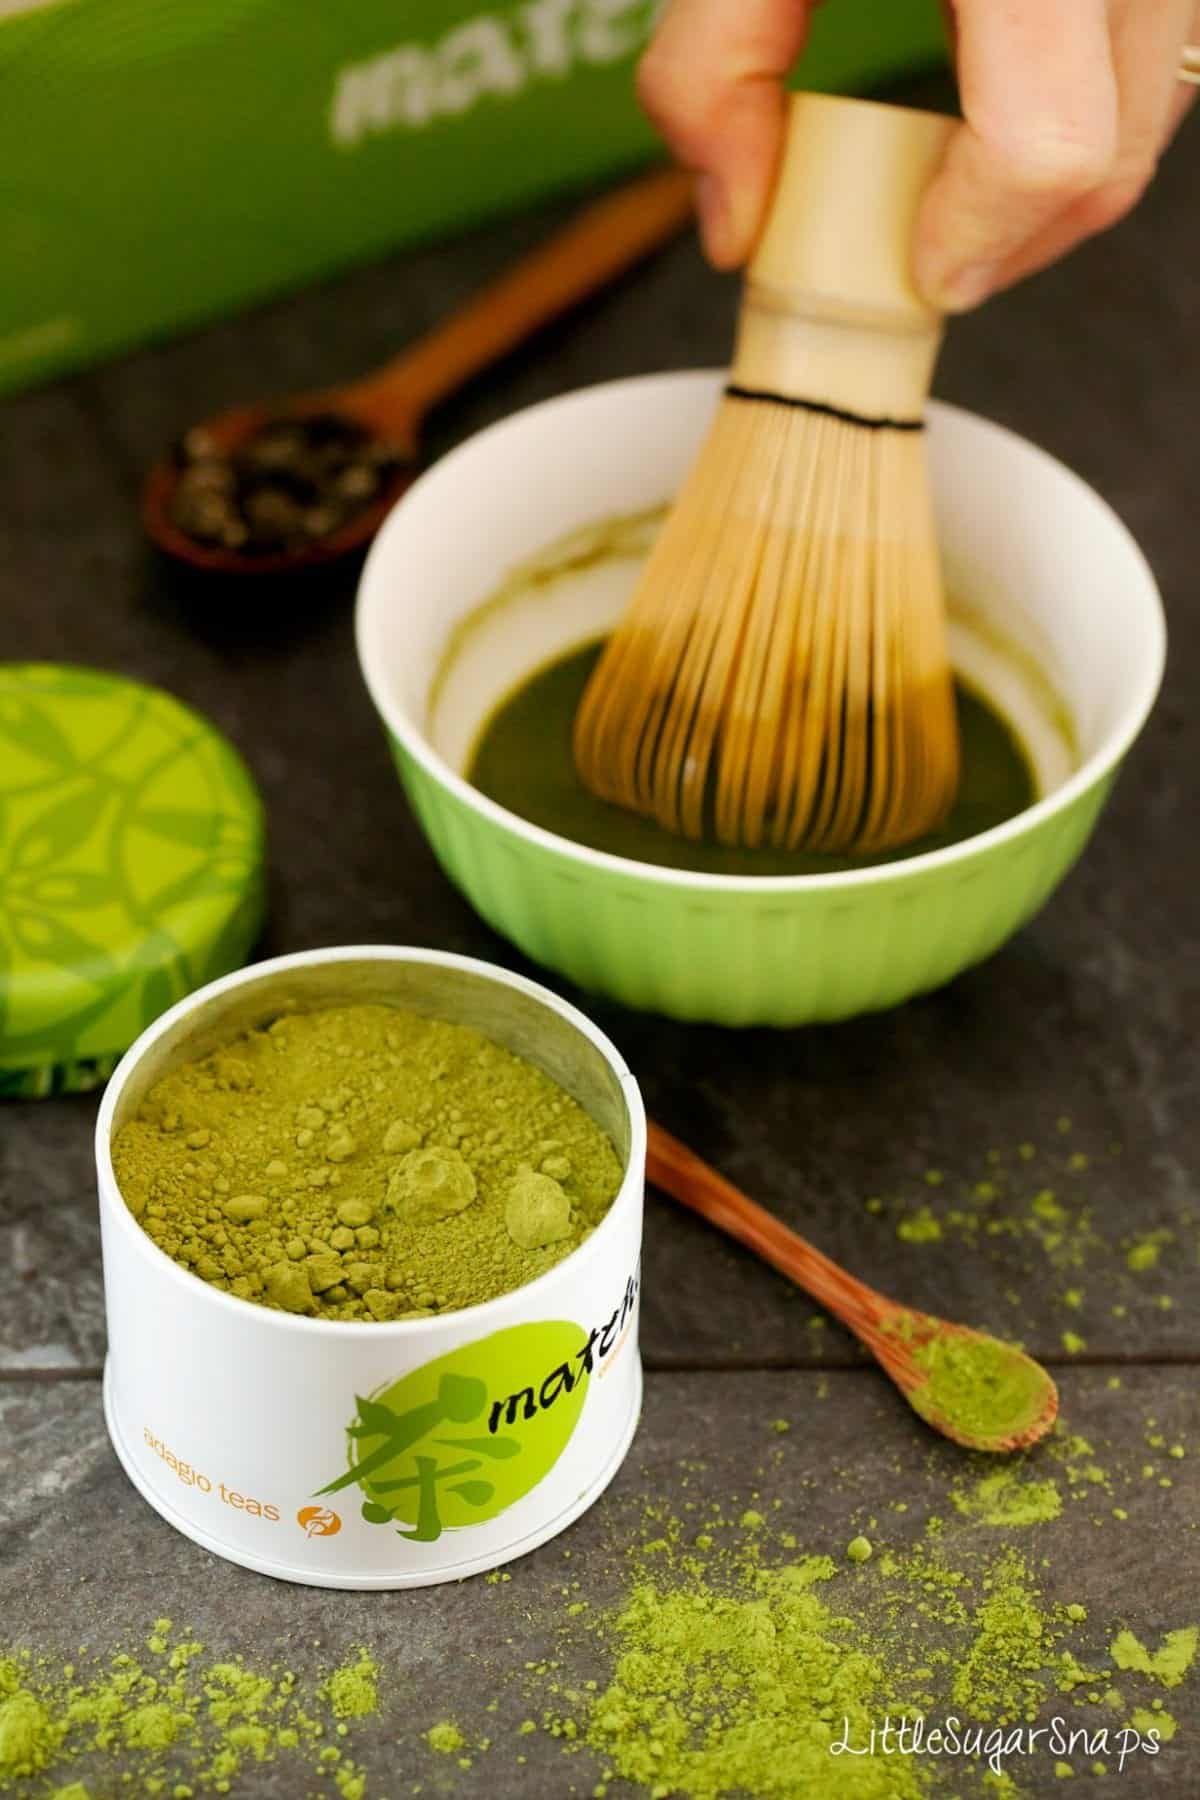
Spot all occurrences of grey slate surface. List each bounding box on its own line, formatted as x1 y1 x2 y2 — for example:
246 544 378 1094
1 70 1198 1800
1 1370 1197 1797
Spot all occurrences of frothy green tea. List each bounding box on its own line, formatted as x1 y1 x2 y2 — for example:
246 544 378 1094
468 640 1037 877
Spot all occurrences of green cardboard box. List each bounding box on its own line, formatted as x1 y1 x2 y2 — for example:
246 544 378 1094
0 0 945 398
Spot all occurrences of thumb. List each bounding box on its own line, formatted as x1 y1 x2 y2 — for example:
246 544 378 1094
914 0 1118 310
637 0 813 267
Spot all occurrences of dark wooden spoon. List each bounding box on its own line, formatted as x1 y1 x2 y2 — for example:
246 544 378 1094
647 1121 1059 1453
143 164 695 576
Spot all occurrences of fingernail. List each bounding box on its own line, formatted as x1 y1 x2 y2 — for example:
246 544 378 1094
931 262 999 314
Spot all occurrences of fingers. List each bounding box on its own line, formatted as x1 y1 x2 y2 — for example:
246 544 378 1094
641 0 1194 296
1108 0 1197 157
978 0 1196 294
914 0 1119 310
637 0 812 267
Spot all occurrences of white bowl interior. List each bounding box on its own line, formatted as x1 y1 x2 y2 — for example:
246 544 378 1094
358 373 1164 819
426 512 1077 794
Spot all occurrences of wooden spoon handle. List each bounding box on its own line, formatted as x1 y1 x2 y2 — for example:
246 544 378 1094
346 164 695 437
645 1120 887 1340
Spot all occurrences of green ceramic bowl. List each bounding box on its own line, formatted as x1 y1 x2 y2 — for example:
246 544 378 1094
356 373 1165 1026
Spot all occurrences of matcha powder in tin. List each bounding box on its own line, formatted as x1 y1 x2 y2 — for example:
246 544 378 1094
112 1004 623 1320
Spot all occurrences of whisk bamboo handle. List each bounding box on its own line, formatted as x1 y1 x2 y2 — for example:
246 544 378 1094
734 94 955 419
749 93 954 326
573 90 962 857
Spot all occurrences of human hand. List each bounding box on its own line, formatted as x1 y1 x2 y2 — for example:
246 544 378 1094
637 0 1197 310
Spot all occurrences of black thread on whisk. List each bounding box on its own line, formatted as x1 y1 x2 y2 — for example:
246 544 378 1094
724 385 925 432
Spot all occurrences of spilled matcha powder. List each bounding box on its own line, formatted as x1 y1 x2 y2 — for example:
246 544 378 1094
112 1004 623 1320
512 1488 1195 1798
1109 1627 1197 1688
583 1557 929 1798
4 1423 1196 1798
0 1624 376 1796
951 1469 1063 1528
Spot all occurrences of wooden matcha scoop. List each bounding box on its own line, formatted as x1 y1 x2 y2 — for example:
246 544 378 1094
143 163 695 575
647 1122 1058 1453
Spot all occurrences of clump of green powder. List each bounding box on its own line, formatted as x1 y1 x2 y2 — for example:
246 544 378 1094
112 1004 623 1320
1129 1704 1177 1740
1109 1627 1197 1688
324 1651 378 1719
951 1468 1063 1527
950 1550 1054 1722
0 1626 377 1796
896 1206 943 1244
585 1565 929 1797
905 1330 1050 1444
426 1720 465 1754
0 1681 59 1780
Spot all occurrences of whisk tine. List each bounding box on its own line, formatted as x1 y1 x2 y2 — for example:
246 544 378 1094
798 426 851 850
636 406 754 823
652 412 767 836
779 415 853 849
822 426 876 849
715 407 802 844
574 405 737 808
861 437 904 850
573 93 961 857
689 404 791 844
764 410 827 849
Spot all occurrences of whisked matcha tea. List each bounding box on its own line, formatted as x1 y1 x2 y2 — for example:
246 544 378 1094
468 640 1036 877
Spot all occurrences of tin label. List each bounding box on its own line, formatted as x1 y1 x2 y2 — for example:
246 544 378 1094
316 1270 639 1545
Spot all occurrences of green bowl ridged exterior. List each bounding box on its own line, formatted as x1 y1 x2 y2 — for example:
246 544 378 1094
358 383 1162 1028
389 734 1114 1026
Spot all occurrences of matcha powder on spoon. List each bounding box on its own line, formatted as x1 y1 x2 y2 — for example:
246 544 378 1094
908 1333 1051 1445
112 1004 623 1320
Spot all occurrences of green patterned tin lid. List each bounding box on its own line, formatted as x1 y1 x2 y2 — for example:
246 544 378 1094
0 663 266 1099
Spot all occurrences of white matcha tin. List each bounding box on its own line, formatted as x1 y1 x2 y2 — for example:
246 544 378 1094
96 946 644 1588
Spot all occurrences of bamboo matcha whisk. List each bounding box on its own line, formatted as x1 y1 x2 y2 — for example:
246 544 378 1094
574 93 961 854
